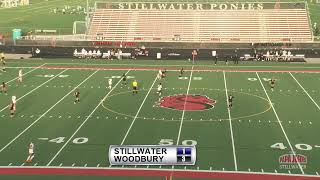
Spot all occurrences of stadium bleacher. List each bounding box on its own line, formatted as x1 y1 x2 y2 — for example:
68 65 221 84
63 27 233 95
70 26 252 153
88 7 313 43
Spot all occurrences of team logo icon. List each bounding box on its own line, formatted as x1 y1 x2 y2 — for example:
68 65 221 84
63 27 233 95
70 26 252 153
157 94 216 111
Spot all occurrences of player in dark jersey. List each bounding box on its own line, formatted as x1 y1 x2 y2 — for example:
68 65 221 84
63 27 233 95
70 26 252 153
270 79 275 91
1 82 7 94
121 73 127 87
228 95 234 108
161 69 167 78
179 68 184 77
74 89 80 104
1 54 5 72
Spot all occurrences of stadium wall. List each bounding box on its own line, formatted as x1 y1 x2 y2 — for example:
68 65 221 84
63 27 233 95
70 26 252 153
0 45 319 61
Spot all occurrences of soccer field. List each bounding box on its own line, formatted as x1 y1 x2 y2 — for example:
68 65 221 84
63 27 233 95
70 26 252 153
0 59 320 180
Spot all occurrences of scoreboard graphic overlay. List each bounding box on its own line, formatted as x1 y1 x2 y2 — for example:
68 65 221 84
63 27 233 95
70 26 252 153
109 145 196 165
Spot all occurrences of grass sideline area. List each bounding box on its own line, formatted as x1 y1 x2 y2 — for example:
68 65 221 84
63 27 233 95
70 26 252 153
0 0 319 35
0 59 319 180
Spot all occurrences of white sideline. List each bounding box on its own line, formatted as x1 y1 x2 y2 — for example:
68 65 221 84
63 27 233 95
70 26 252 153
0 69 68 113
7 62 320 69
0 166 319 178
289 72 320 111
223 71 238 171
256 72 305 174
120 75 158 145
176 66 194 145
46 70 131 166
0 70 99 153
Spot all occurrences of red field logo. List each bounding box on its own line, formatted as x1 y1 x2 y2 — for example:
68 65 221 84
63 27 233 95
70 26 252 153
279 154 307 169
158 94 216 111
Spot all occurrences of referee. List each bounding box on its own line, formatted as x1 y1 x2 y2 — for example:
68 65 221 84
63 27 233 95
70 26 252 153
132 80 138 95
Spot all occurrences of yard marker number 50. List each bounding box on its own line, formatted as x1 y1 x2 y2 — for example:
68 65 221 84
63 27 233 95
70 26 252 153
159 139 197 146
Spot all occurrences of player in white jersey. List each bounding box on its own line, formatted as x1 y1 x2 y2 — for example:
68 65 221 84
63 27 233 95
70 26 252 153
10 95 16 117
157 70 163 80
108 78 112 89
18 69 23 83
157 83 162 97
26 142 35 163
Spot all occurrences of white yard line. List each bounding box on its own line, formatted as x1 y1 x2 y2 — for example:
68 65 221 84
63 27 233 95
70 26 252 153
46 70 131 166
256 72 305 174
289 72 320 111
0 69 68 113
176 66 194 145
120 75 158 145
0 70 99 153
6 63 46 84
223 71 238 171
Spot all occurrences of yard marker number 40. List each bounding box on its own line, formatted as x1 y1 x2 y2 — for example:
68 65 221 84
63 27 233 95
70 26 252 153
48 137 88 144
179 77 202 80
37 75 69 78
271 143 313 151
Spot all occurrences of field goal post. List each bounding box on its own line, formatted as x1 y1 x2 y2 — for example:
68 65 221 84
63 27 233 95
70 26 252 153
73 21 87 35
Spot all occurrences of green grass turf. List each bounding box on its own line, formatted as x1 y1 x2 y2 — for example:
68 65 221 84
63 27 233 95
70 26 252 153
0 0 319 35
0 59 320 180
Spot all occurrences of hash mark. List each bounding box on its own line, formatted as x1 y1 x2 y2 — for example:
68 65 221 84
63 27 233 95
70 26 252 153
97 164 100 167
222 168 225 171
72 163 75 166
184 166 187 170
59 163 63 166
84 164 87 167
197 166 199 170
20 163 25 166
210 167 212 170
316 172 319 175
261 169 264 173
8 163 12 166
288 170 291 174
248 168 251 172
34 163 38 166
275 169 278 173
